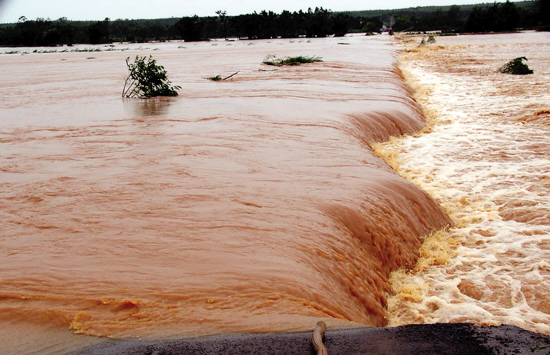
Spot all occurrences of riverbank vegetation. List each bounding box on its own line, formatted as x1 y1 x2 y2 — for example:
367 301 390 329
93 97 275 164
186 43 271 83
0 1 548 47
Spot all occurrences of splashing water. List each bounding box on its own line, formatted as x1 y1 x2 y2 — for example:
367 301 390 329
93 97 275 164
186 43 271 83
383 32 550 335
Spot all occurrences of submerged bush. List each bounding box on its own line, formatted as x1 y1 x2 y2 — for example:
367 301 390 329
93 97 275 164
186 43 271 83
418 35 437 47
122 55 181 98
206 72 239 81
262 54 323 66
498 57 534 75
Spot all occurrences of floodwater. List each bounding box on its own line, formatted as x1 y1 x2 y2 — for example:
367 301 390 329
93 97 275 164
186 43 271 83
382 32 550 335
0 35 451 354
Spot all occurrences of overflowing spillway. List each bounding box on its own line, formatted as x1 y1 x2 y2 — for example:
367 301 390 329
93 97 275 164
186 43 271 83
0 35 451 353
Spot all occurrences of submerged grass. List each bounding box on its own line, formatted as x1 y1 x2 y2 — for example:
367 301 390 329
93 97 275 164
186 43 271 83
1 47 131 55
262 54 323 66
205 72 239 81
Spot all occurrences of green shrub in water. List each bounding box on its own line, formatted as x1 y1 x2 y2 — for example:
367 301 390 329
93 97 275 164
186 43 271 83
498 57 534 75
419 35 436 47
122 55 181 98
262 54 323 66
205 72 239 81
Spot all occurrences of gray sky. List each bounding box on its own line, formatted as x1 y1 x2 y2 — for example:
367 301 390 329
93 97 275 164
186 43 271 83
0 0 522 23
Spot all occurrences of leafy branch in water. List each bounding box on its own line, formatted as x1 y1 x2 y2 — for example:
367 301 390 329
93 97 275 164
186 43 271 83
206 71 240 81
262 54 323 66
122 55 181 98
498 56 534 75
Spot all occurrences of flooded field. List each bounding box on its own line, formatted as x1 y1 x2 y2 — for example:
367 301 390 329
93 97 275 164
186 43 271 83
0 35 451 354
383 31 550 335
2 31 548 355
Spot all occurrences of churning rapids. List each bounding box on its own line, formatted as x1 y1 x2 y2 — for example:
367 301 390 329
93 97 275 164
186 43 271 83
0 35 451 354
383 32 550 336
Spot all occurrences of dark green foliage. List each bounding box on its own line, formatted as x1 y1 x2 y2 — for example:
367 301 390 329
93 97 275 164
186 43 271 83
498 57 534 75
122 56 181 98
175 15 207 42
305 7 332 37
88 18 111 44
186 7 348 40
1 1 547 47
0 17 180 47
1 8 360 46
347 1 539 33
0 18 74 46
540 0 550 25
277 10 300 38
447 5 463 27
361 17 384 33
389 1 521 33
464 1 519 32
262 55 323 66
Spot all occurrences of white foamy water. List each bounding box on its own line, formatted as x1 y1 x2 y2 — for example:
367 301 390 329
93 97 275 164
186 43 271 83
383 32 550 335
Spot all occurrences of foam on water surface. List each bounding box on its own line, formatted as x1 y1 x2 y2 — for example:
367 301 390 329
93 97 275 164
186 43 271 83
384 32 550 335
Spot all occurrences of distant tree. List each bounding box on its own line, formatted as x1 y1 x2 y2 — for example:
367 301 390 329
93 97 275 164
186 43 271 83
332 13 351 36
447 5 461 21
446 5 462 29
257 10 278 38
13 7 535 47
305 7 331 37
38 27 62 46
464 1 519 32
215 10 228 38
540 0 550 24
392 15 419 31
361 16 383 33
175 16 204 41
496 1 520 30
88 18 110 44
276 10 298 37
464 6 485 32
232 13 259 39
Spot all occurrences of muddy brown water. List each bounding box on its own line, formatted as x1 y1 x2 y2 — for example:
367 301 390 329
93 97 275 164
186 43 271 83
0 35 452 354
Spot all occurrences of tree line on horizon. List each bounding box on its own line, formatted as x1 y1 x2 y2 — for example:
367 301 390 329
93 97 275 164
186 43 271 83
0 0 548 47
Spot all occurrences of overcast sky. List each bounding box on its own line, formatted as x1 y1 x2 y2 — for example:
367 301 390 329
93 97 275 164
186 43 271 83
0 0 522 23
